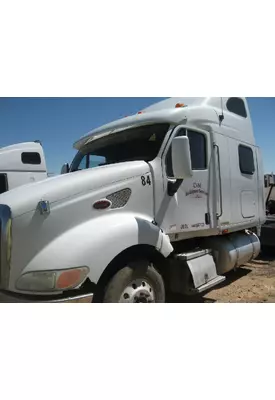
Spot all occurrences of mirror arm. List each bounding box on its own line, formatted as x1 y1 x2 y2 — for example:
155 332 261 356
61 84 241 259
168 179 183 197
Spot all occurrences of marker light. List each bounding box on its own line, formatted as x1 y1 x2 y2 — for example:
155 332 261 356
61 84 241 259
93 199 112 210
175 103 185 108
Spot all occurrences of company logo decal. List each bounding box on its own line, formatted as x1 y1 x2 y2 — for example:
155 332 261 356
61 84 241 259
186 182 208 198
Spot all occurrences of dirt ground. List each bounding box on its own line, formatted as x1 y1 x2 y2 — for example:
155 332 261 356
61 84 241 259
167 251 275 303
2 252 275 303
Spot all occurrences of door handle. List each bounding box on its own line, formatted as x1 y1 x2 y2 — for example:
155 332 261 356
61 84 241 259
214 143 223 219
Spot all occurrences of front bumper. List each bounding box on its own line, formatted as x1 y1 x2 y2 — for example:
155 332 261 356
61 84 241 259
0 289 93 303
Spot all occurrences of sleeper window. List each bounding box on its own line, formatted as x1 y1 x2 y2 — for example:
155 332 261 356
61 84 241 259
21 152 41 165
226 98 247 118
239 145 255 175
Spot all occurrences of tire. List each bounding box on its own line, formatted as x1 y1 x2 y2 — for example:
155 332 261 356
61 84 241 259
103 261 165 303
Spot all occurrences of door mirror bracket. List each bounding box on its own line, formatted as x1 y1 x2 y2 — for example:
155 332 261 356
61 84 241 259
167 179 183 197
61 163 70 174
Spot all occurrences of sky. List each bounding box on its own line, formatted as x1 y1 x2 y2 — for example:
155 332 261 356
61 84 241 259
0 97 275 174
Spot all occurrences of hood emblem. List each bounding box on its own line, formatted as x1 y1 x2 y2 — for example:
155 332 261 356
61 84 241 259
38 200 50 215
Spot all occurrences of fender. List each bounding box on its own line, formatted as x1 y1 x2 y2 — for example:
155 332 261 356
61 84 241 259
20 212 174 285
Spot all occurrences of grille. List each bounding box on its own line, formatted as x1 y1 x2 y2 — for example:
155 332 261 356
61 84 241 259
106 188 132 209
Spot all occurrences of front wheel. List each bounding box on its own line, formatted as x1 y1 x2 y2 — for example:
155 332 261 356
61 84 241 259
103 261 165 303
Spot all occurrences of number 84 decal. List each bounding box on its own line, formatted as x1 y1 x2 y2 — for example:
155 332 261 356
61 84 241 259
141 175 152 186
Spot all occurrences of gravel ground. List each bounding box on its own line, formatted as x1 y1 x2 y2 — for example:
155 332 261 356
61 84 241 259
167 251 275 303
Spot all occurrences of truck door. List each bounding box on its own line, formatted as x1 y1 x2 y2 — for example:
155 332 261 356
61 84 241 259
156 125 216 236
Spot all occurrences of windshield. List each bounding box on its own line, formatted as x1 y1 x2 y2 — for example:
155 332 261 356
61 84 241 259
70 123 170 172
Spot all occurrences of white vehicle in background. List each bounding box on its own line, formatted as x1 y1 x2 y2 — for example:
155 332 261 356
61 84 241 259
0 141 47 195
0 97 266 303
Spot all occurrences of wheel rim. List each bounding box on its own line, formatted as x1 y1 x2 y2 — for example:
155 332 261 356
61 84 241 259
119 279 155 303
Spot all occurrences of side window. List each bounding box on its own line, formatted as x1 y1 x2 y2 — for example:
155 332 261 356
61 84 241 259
239 145 255 175
188 130 207 170
0 173 8 194
226 97 247 118
21 152 41 165
166 129 207 177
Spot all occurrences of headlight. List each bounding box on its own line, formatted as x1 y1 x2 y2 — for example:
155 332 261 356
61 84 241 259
16 267 89 292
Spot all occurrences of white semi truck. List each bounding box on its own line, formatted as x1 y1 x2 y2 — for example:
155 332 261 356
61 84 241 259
0 141 47 194
0 97 266 302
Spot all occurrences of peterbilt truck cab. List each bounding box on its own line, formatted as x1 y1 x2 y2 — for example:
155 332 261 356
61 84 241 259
0 141 47 195
0 98 266 302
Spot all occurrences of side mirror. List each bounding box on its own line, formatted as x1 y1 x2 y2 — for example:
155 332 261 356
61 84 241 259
61 163 69 175
171 136 193 179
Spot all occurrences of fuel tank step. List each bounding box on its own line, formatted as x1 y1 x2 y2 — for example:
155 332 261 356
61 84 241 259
192 275 225 293
175 249 225 293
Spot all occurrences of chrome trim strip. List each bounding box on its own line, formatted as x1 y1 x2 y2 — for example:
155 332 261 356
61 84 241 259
0 290 94 303
47 293 94 303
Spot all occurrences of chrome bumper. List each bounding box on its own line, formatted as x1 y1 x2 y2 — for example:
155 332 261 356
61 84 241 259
48 293 93 303
0 290 93 303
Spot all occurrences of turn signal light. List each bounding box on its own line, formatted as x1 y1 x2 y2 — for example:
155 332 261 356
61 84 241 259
56 269 84 290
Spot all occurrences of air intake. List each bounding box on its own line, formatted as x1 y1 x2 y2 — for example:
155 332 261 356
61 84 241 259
106 188 132 209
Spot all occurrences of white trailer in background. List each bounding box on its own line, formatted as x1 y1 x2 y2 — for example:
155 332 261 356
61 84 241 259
0 142 48 194
0 97 266 302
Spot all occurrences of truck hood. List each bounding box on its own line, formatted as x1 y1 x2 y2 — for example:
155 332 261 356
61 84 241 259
0 161 150 218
